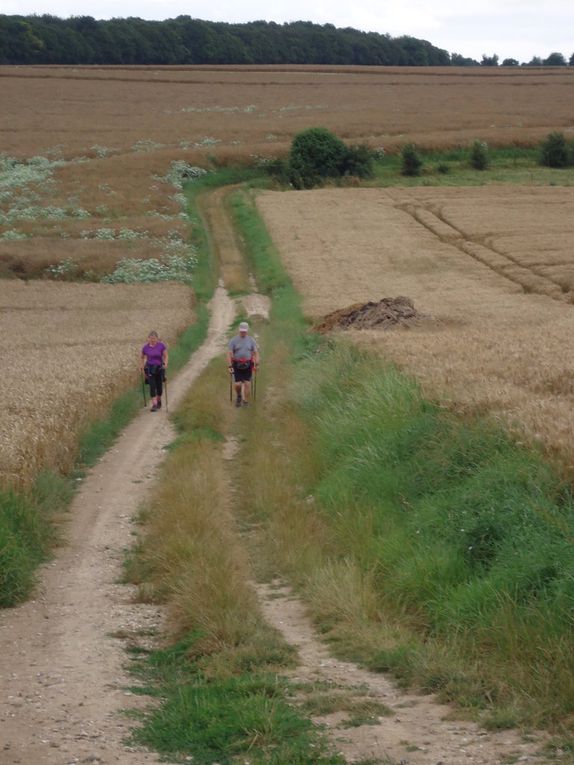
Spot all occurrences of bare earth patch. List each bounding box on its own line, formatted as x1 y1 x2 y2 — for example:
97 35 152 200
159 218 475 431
314 296 425 332
257 581 552 764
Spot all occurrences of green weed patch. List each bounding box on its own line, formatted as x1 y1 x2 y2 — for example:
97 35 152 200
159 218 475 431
129 640 344 765
0 472 72 606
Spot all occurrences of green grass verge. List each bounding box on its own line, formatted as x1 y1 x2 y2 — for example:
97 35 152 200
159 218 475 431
0 472 73 607
229 194 574 729
371 145 574 187
227 188 292 295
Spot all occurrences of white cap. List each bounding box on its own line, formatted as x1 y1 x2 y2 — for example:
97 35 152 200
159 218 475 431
239 321 249 331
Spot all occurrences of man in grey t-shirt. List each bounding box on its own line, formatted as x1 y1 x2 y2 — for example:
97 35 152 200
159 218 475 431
227 321 260 407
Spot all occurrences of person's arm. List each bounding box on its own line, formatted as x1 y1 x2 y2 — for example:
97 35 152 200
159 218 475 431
227 342 234 371
252 341 260 369
162 346 169 368
140 350 147 372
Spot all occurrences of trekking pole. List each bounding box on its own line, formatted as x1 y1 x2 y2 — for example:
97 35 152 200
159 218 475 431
141 371 147 408
163 368 168 413
253 366 257 402
229 366 233 404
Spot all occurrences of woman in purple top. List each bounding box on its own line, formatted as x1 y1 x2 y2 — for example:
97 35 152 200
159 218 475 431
140 331 168 412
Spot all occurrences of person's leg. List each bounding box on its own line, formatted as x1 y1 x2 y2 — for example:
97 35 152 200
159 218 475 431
241 368 253 406
149 370 161 410
234 378 242 406
149 373 157 408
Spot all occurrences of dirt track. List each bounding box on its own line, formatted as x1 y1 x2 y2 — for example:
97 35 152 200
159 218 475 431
0 286 235 764
0 189 560 765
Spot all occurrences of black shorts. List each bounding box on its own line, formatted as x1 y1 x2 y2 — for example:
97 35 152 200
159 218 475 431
233 363 252 382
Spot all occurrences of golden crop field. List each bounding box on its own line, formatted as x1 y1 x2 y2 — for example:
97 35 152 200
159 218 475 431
3 63 574 485
257 186 574 463
0 281 193 487
2 64 574 160
4 64 573 278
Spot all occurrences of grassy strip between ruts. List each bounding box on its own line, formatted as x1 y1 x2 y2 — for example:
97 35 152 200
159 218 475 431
185 166 269 301
228 187 574 742
124 359 352 765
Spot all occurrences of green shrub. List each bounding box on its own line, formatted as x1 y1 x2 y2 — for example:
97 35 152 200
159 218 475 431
436 162 450 174
401 144 423 176
470 140 490 170
340 143 375 178
289 128 349 189
539 132 570 168
287 128 374 189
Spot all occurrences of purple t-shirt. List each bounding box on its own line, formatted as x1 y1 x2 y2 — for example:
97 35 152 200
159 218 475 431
142 341 166 367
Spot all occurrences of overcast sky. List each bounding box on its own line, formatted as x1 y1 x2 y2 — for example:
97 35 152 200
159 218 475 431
2 0 573 64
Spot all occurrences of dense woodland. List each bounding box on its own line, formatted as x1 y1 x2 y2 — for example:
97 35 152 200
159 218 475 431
0 15 572 68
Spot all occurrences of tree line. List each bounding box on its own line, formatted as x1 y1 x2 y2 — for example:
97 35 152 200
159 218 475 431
0 15 447 66
1 15 572 68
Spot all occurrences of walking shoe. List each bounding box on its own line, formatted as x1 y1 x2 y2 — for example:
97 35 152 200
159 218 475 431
156 400 162 409
235 396 242 408
242 400 249 407
151 403 158 412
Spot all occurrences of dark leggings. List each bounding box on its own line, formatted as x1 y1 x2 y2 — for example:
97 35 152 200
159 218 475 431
147 367 163 398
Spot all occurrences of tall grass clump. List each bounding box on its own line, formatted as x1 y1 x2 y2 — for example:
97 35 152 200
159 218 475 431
0 472 72 606
539 131 570 168
286 342 574 722
400 143 423 176
470 140 490 170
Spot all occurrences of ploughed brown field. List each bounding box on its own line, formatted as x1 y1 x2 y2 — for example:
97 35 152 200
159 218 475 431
257 186 574 463
2 64 574 159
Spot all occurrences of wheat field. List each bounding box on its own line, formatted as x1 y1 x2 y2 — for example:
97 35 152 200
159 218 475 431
0 281 193 487
4 64 574 481
2 65 574 159
257 186 574 465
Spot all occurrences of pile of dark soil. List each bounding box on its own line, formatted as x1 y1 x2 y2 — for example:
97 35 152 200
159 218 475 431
314 296 424 333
